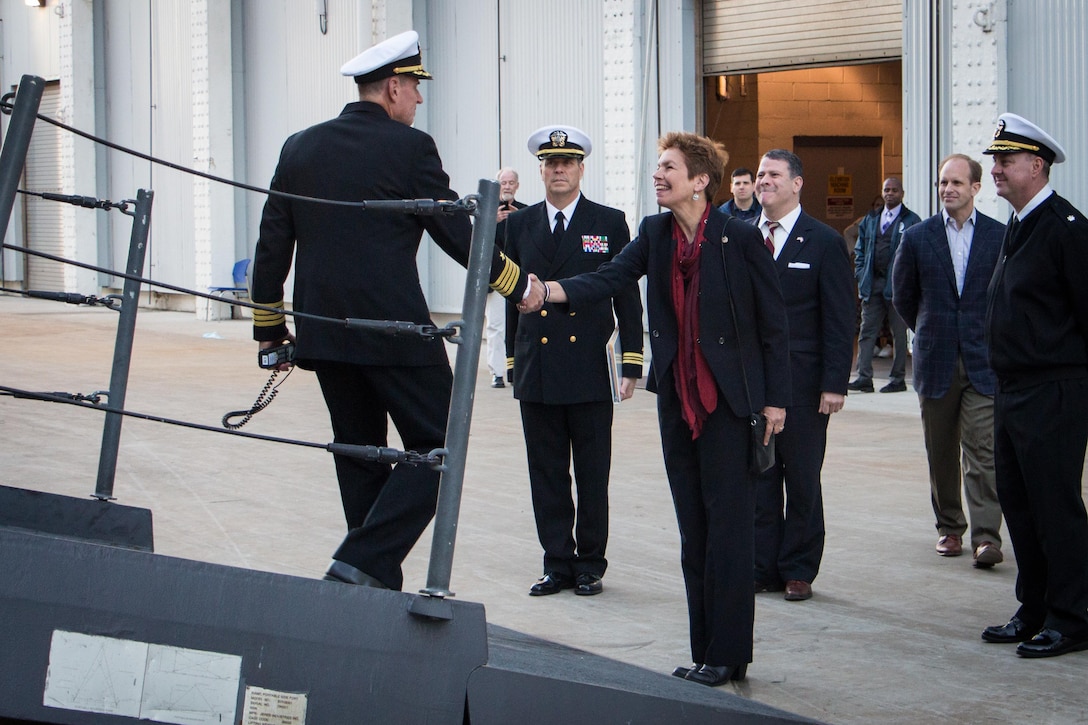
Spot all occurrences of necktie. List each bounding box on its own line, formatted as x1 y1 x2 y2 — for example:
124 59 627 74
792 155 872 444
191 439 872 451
547 211 565 258
881 211 893 234
764 220 778 255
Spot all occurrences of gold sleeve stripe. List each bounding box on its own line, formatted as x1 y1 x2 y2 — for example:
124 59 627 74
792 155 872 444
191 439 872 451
252 301 286 328
622 353 644 365
490 253 521 297
506 357 514 369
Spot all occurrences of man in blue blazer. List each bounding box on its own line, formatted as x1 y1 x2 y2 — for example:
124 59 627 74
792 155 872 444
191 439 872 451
752 149 855 601
892 154 1005 567
849 178 922 393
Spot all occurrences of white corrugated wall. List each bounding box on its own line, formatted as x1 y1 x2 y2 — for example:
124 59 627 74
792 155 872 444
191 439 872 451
1006 0 1087 210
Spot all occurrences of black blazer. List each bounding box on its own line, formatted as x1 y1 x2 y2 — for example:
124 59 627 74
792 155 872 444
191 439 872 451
561 207 791 417
774 211 855 404
986 192 1088 390
251 101 527 367
504 197 644 404
893 211 1004 398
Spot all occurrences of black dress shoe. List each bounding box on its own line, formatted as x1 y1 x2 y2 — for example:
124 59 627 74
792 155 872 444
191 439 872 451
1016 628 1088 658
879 380 907 393
529 572 574 596
575 572 603 596
847 378 874 393
490 375 505 388
981 616 1039 643
685 663 747 686
323 560 388 588
671 663 700 679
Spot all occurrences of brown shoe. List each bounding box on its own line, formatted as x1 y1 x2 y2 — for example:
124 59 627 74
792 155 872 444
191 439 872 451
935 534 963 557
973 541 1004 568
784 580 812 601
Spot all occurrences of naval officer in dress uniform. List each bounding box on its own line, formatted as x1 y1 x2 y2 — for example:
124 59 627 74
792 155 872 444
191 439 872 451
250 30 542 591
503 125 644 597
981 113 1088 658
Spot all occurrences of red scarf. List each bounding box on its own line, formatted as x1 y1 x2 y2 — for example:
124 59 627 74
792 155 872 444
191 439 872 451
670 204 718 439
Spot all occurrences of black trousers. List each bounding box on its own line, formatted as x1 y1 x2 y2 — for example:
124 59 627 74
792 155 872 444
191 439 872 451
994 378 1088 635
754 405 829 585
315 362 452 591
520 399 614 578
657 368 755 667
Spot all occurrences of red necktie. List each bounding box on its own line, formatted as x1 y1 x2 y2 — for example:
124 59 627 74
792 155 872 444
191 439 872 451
764 221 778 254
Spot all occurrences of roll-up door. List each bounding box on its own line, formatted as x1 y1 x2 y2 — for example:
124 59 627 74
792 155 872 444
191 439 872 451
22 81 63 291
703 0 902 75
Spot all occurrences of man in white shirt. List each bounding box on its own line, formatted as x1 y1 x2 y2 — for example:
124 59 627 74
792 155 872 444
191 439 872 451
892 154 1006 564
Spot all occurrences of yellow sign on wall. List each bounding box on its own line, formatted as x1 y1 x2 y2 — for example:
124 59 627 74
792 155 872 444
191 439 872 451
828 175 852 196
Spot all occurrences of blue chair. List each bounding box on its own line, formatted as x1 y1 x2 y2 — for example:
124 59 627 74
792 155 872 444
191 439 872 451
209 259 250 300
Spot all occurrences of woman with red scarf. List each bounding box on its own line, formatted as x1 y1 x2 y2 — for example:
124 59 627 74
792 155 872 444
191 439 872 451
537 132 790 685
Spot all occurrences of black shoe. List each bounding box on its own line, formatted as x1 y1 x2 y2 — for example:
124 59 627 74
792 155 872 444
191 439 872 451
672 663 700 679
323 560 388 588
490 375 505 388
754 580 785 593
684 663 747 686
847 378 874 393
575 572 604 596
529 572 574 596
981 616 1039 643
879 380 907 393
1016 628 1088 658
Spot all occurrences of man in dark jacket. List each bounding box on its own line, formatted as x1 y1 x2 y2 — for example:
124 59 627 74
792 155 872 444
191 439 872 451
250 31 540 591
981 113 1088 658
752 149 855 602
893 154 1006 565
848 178 922 393
718 167 762 224
504 125 644 597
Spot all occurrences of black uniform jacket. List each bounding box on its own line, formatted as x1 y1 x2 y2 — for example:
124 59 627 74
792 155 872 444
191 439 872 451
560 208 791 417
774 211 855 405
251 101 527 367
986 192 1088 390
504 197 644 404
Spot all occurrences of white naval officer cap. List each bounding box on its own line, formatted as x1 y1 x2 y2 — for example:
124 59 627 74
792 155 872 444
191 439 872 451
527 125 592 160
340 30 432 84
983 112 1066 165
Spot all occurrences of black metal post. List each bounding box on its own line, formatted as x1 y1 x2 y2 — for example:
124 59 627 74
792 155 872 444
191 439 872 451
0 75 45 243
94 189 154 500
417 180 499 605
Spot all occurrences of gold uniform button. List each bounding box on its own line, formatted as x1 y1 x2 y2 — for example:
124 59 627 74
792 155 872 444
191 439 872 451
541 310 548 317
569 311 576 316
541 337 548 344
569 335 577 342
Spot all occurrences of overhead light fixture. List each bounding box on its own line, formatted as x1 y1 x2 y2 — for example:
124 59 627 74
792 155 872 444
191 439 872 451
25 0 46 7
715 76 729 102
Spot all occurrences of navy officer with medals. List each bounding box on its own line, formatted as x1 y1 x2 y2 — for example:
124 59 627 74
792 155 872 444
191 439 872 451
504 125 644 597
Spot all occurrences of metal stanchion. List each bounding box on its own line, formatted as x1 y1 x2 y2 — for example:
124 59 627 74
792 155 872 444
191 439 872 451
0 75 45 242
413 179 499 617
94 189 154 500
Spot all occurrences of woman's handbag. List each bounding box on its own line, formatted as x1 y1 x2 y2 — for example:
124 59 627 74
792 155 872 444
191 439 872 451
748 412 776 474
720 217 776 475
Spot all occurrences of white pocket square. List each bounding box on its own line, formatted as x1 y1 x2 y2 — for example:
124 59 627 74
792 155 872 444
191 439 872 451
787 261 811 269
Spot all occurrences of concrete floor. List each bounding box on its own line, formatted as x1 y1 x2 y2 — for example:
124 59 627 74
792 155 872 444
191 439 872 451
1 294 1086 724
